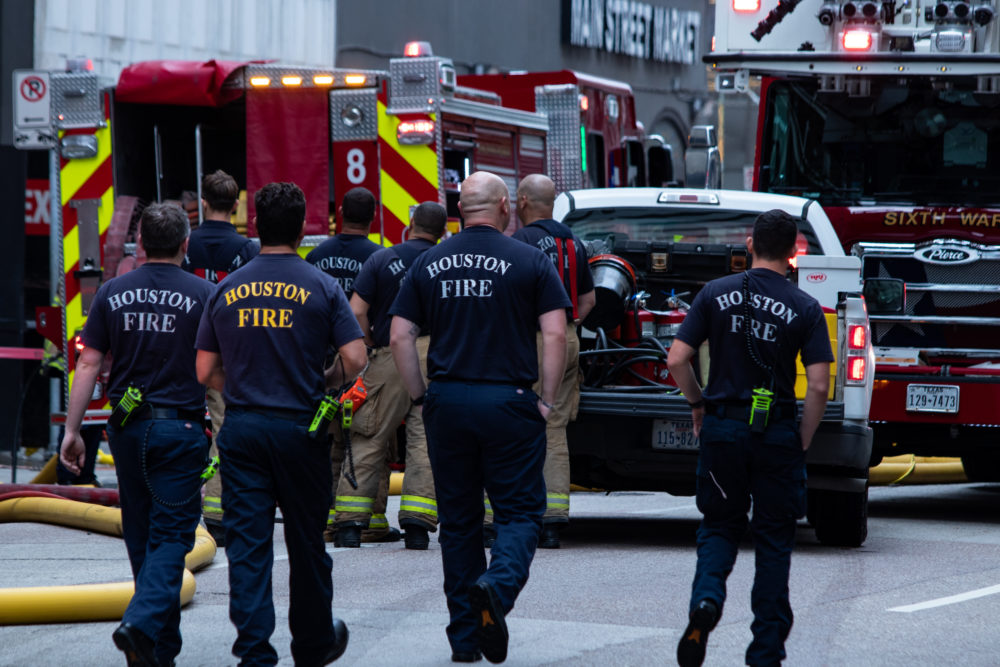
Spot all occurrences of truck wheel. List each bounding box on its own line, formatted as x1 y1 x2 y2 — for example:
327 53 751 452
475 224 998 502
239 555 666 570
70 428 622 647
810 488 868 548
960 454 1000 483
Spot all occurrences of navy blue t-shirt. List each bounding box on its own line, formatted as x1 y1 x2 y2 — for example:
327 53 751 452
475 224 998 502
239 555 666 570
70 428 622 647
305 233 382 297
195 254 364 412
182 219 259 284
512 219 594 316
675 268 833 403
389 225 570 385
82 262 215 410
353 237 435 348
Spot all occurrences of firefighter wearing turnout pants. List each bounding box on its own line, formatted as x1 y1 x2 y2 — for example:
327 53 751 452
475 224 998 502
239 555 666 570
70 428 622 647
390 172 570 664
511 174 595 549
196 183 366 666
334 202 447 550
667 210 833 667
182 169 259 546
61 203 214 667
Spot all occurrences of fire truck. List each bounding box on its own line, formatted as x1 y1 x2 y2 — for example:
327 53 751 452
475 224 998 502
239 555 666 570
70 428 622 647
25 43 691 426
709 1 1000 479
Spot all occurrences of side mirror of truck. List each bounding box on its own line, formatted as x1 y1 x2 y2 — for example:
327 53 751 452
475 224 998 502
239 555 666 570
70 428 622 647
685 125 722 190
862 278 905 314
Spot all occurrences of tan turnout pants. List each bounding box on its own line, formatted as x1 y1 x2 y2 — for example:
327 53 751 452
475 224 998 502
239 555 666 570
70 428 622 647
333 337 437 532
202 387 225 525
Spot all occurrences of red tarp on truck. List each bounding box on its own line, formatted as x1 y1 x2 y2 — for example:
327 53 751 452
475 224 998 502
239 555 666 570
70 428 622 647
116 60 249 107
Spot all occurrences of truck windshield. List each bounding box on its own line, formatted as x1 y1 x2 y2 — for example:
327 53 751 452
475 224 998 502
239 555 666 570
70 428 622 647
760 78 1000 207
562 206 819 253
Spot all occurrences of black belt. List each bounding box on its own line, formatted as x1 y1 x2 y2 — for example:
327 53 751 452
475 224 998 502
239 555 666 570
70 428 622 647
706 402 797 422
134 406 205 422
434 378 533 391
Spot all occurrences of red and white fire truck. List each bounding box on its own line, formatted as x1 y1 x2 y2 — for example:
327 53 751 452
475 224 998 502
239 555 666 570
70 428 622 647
709 0 1000 479
26 43 692 425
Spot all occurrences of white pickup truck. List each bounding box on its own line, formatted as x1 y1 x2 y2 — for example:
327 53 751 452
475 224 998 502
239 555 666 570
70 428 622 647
555 187 875 547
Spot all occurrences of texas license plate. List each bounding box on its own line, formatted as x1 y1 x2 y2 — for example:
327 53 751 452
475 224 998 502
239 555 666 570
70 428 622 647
905 384 959 414
652 419 700 450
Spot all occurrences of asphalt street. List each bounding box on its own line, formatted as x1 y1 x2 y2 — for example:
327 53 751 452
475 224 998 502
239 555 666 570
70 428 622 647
2 462 1000 666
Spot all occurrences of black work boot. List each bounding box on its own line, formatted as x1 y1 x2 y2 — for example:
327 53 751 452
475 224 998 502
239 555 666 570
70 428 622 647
470 581 508 664
538 524 560 549
112 623 158 667
676 599 719 667
404 525 430 550
334 525 362 548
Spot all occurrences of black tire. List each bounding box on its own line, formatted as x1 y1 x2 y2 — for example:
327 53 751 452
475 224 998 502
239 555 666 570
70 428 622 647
811 487 868 548
960 453 1000 483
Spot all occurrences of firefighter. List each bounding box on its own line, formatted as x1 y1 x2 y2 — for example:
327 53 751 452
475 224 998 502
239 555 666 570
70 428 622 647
61 203 214 667
389 171 569 663
305 186 399 544
334 201 446 550
183 169 259 547
666 210 833 667
510 174 595 549
196 182 365 666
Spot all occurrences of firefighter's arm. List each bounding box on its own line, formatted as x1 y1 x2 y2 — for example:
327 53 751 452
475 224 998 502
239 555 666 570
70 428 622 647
196 350 226 391
328 338 367 389
800 362 830 450
666 339 705 437
349 293 375 347
539 308 568 421
576 289 596 325
389 315 425 402
60 347 103 476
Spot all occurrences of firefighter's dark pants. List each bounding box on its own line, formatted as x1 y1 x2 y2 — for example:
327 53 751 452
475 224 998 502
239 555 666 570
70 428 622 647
423 380 546 654
690 413 806 667
108 416 208 665
219 408 338 666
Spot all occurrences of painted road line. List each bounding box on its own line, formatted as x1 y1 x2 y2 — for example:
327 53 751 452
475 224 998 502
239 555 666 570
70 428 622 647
888 584 1000 613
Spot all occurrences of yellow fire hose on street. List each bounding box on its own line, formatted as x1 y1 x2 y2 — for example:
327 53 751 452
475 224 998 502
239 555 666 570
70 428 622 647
0 496 216 625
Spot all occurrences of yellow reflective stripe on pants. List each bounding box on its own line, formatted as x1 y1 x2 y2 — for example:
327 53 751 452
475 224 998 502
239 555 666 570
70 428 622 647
546 493 570 510
335 496 374 514
400 495 438 518
327 508 336 526
369 513 389 530
203 496 223 515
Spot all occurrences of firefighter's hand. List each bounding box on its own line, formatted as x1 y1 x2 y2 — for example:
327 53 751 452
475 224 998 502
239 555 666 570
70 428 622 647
691 406 705 438
538 399 553 421
60 431 86 476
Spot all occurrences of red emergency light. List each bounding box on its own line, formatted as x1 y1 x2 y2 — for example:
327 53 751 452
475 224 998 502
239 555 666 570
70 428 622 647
842 29 874 51
397 120 435 145
734 0 761 11
404 41 433 57
848 356 866 382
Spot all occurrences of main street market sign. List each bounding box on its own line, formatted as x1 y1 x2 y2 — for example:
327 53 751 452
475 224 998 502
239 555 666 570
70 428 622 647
563 0 702 66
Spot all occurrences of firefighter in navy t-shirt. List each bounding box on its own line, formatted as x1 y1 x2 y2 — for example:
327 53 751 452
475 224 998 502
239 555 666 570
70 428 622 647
332 202 446 550
390 172 570 664
510 174 596 549
305 186 382 298
196 182 366 666
61 203 215 667
182 169 258 546
667 210 834 667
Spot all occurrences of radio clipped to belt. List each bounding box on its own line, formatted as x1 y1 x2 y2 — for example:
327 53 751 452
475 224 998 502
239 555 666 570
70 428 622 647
742 272 776 434
109 385 144 428
308 376 369 489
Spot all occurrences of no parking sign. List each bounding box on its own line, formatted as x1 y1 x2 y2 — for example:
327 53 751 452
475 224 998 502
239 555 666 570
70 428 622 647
12 70 55 149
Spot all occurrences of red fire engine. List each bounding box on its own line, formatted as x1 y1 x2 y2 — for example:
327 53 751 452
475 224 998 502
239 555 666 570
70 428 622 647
710 1 1000 478
27 43 682 425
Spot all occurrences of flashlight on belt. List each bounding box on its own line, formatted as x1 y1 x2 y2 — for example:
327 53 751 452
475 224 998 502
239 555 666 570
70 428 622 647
749 386 774 434
308 393 341 440
200 455 220 481
110 385 144 428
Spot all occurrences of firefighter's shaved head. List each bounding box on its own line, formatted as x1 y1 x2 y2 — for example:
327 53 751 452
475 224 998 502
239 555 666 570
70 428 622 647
459 171 510 231
516 174 556 225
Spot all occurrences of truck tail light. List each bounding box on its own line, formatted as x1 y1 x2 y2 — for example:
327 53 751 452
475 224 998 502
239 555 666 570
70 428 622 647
397 120 435 145
842 29 874 51
74 334 85 353
848 324 866 350
344 74 367 86
313 75 334 86
281 75 302 87
734 0 761 11
249 76 270 87
848 356 866 382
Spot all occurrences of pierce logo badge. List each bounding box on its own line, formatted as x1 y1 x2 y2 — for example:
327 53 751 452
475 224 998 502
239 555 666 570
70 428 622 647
806 272 827 283
914 246 978 265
